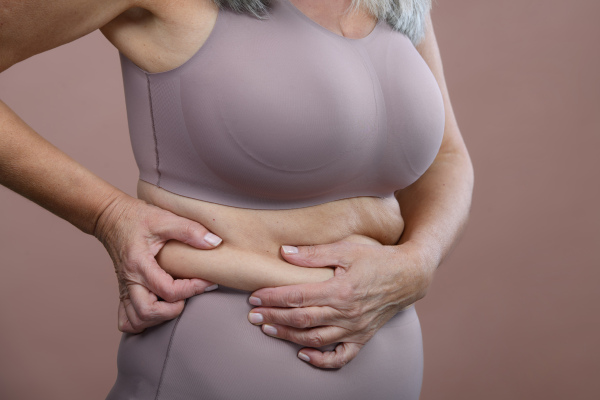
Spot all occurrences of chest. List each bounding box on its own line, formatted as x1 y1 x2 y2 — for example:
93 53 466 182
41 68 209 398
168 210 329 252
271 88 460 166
121 1 444 208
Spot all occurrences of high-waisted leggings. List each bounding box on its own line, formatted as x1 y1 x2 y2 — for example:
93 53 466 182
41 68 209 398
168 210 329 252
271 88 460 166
106 286 423 400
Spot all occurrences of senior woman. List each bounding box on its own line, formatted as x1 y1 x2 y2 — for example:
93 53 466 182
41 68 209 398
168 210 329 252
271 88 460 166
0 0 473 398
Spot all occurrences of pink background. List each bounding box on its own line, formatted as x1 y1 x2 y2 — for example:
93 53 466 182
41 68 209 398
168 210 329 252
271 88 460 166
1 0 599 398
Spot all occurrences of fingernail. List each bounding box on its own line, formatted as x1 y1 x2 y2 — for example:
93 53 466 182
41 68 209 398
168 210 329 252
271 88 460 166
263 324 277 336
248 312 263 324
282 245 298 255
249 296 262 306
204 232 223 247
205 284 219 292
298 352 310 362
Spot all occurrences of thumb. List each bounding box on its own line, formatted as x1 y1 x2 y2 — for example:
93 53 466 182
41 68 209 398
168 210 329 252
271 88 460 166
152 213 222 250
280 242 350 268
298 342 363 369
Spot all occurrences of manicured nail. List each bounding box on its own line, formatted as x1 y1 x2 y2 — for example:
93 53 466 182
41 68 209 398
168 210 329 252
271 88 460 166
298 352 310 362
205 284 219 292
263 324 278 336
204 232 223 247
249 296 262 306
248 312 263 324
282 245 298 255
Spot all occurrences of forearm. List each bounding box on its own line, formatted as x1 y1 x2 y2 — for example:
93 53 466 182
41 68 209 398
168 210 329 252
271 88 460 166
156 240 335 292
395 146 473 270
0 100 124 235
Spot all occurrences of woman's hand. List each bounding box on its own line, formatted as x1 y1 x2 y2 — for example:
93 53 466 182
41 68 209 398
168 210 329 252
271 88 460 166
247 239 434 369
94 193 222 334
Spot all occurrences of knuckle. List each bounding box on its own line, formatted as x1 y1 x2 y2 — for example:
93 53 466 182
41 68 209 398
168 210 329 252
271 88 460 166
346 305 362 321
184 222 210 244
258 291 274 307
183 223 200 240
304 245 318 259
125 314 142 331
285 290 304 308
158 286 177 302
137 303 155 321
354 318 370 333
336 356 349 368
306 331 326 348
290 310 312 328
322 358 340 369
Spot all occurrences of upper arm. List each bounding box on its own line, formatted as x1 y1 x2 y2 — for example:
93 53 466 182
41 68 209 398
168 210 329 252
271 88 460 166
0 0 141 72
416 14 468 158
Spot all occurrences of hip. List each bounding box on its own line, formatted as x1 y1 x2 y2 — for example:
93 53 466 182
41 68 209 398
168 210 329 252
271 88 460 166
108 286 423 400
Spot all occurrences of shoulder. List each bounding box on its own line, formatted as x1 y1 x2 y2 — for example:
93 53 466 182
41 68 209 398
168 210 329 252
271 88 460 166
0 0 137 71
0 0 216 73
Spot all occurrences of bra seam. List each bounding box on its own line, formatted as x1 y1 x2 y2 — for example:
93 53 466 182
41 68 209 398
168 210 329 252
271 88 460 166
154 299 186 400
146 74 162 186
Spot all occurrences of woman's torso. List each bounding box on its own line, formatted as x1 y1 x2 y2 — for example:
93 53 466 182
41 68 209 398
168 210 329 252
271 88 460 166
106 2 438 398
104 0 443 261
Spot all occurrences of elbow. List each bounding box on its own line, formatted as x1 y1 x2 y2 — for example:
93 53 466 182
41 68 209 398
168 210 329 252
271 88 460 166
460 149 475 224
457 146 475 208
450 135 475 192
439 139 475 191
439 140 475 215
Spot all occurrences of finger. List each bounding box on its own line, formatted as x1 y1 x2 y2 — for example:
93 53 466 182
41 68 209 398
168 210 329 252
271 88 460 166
260 324 346 348
152 213 222 249
298 342 363 369
142 258 217 302
118 300 139 334
128 284 185 327
120 295 147 334
250 281 338 308
280 242 352 268
249 306 343 329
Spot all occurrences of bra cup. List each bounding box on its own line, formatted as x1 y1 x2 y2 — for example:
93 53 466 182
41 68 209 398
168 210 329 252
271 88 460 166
180 21 386 198
370 35 445 188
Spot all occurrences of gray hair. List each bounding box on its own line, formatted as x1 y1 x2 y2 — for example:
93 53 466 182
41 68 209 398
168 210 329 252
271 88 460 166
213 0 431 45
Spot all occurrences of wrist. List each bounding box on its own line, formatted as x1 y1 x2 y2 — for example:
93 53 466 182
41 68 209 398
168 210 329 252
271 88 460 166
393 239 439 298
92 191 136 245
400 232 443 268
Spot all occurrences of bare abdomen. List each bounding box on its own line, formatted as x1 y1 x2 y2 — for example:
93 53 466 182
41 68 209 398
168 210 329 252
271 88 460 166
138 180 404 289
